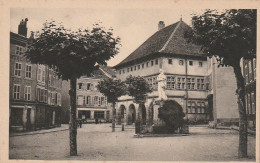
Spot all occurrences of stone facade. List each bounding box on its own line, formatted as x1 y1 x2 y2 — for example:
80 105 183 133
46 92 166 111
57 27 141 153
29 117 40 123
75 66 116 123
9 19 62 132
243 58 256 128
113 20 243 129
207 57 239 127
114 20 210 127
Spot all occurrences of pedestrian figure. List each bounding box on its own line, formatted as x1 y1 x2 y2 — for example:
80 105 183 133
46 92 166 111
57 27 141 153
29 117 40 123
99 119 102 124
95 118 98 124
79 119 82 128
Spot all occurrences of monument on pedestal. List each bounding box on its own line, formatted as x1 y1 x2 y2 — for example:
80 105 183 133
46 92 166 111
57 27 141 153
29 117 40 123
151 69 168 130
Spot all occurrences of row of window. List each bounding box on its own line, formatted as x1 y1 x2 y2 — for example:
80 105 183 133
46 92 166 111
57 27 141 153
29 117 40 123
146 75 206 90
14 63 61 88
13 85 61 106
187 100 206 114
118 59 159 74
77 95 107 106
36 87 61 106
14 62 32 78
78 111 105 119
245 91 256 115
118 58 204 75
37 67 61 88
168 59 203 67
78 83 95 90
244 58 256 84
13 84 31 100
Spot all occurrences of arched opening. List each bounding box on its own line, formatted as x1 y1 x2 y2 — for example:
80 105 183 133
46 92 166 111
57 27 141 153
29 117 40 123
118 105 126 124
148 103 154 125
140 104 146 125
128 104 136 125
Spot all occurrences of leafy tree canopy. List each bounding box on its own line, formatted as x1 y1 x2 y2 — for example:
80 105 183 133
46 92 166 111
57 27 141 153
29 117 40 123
97 78 126 103
185 9 256 67
125 75 152 104
158 100 185 131
26 21 121 80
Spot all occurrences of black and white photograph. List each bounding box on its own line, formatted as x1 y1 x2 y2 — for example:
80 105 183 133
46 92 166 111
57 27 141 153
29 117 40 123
0 1 258 162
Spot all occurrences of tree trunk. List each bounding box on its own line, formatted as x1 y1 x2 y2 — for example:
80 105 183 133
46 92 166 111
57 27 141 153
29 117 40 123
112 102 115 132
233 62 247 158
69 77 77 156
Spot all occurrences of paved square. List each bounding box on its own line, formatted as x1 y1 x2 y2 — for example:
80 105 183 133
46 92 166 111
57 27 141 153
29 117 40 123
9 124 255 161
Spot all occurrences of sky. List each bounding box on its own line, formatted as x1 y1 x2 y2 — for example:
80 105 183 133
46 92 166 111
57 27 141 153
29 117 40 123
10 8 204 67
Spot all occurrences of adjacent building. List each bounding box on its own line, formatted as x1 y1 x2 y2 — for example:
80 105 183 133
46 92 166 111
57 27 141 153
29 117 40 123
76 65 116 123
9 19 62 132
206 57 239 126
243 58 256 128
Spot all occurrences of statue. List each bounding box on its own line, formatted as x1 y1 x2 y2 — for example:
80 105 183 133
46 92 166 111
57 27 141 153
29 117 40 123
157 69 167 100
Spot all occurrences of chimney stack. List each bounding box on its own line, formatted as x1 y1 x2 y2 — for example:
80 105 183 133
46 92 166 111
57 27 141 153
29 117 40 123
158 21 165 31
18 18 28 37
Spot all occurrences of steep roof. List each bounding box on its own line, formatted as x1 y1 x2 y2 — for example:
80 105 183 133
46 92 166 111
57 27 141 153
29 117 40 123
10 32 28 46
99 65 116 78
115 20 205 68
81 65 116 79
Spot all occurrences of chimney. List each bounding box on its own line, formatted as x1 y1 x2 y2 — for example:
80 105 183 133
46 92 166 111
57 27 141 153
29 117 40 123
158 21 165 31
18 18 28 37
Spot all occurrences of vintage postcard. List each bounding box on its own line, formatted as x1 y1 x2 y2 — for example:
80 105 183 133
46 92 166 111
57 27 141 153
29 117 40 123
0 0 259 162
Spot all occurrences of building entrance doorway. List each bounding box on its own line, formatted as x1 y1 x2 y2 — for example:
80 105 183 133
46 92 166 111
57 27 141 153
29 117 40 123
128 104 136 125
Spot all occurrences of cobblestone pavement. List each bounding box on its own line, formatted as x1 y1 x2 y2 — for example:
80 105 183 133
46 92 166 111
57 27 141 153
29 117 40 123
9 124 256 161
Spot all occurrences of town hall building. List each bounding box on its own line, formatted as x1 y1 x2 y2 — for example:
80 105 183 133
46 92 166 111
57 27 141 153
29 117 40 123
113 19 245 128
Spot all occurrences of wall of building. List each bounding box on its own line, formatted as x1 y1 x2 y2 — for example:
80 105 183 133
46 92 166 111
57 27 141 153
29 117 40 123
162 57 207 76
76 77 111 122
116 58 162 81
214 64 239 121
10 32 63 132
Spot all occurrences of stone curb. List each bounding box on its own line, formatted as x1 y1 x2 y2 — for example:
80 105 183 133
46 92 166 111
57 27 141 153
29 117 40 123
215 126 256 136
133 133 189 138
10 128 69 137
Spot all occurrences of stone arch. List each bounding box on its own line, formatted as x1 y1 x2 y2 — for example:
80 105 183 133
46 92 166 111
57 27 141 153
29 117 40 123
118 105 126 124
128 104 136 125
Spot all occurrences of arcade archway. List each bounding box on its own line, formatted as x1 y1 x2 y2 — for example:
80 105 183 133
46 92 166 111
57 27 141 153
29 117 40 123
128 104 136 125
118 105 126 124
